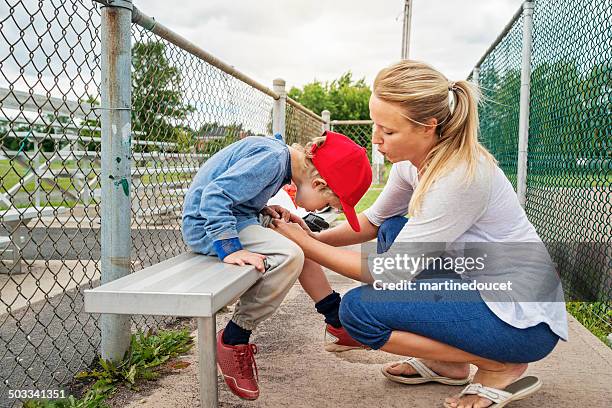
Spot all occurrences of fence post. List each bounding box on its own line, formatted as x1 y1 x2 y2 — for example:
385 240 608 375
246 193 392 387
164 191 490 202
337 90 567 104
472 67 480 86
371 126 385 185
272 78 286 140
99 0 133 362
321 110 331 132
516 0 534 207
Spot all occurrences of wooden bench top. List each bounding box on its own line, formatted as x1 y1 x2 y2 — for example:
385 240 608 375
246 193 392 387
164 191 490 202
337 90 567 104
84 252 260 318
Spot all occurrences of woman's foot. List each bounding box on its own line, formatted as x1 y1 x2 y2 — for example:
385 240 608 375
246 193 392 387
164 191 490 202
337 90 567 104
443 363 528 408
385 359 470 380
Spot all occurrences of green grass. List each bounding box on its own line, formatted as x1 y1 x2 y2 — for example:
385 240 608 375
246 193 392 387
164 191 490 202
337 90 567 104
566 302 611 347
0 159 83 193
24 328 194 408
336 188 383 221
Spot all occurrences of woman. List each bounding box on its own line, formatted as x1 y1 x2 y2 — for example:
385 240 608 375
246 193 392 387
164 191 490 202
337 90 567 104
273 60 568 408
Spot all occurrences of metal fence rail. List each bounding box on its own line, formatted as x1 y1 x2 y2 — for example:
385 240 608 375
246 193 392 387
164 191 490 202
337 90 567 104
471 0 611 329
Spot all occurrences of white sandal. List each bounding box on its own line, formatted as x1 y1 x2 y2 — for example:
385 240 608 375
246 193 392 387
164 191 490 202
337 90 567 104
450 376 542 407
382 357 472 385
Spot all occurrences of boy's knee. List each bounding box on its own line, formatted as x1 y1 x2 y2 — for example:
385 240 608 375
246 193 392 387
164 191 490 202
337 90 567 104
280 240 304 275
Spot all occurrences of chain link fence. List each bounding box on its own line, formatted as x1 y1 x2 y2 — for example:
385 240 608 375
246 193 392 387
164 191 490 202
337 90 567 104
330 121 372 153
330 120 386 184
472 10 523 190
0 0 330 405
285 101 325 146
0 0 103 404
472 0 611 330
526 0 611 322
2 0 609 404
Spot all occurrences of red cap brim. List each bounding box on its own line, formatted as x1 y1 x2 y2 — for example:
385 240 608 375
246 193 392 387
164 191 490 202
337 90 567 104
341 199 360 232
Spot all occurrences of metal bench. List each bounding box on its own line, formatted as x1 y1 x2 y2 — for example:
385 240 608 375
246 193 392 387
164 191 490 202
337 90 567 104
84 252 260 408
1 206 67 273
84 208 339 407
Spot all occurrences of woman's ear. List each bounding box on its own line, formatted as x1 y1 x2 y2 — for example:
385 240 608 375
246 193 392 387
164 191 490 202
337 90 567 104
421 118 438 139
311 177 328 190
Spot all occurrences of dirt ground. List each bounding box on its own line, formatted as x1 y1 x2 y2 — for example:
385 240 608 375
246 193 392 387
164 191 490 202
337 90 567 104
105 272 612 408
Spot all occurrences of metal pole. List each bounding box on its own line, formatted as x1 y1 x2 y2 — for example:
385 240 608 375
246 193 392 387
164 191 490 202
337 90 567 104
272 79 286 140
198 316 218 408
99 0 133 362
401 0 413 59
321 110 331 132
472 67 480 86
372 123 385 185
516 0 534 207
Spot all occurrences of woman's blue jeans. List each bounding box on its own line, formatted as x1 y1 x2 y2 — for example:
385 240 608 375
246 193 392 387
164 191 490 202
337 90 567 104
339 216 560 363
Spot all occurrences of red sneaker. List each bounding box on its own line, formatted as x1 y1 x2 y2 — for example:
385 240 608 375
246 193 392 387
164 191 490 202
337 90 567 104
216 330 259 400
324 324 370 352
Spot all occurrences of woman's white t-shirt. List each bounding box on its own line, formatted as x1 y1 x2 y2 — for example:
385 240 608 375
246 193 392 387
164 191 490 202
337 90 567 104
363 159 569 341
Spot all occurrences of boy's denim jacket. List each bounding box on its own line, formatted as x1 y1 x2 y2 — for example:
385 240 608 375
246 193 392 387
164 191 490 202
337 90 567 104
182 137 291 259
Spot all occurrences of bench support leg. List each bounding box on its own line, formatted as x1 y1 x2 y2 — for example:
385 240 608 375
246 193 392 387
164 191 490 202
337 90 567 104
197 315 218 408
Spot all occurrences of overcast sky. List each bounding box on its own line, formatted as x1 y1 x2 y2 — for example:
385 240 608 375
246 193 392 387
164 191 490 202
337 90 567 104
136 0 524 90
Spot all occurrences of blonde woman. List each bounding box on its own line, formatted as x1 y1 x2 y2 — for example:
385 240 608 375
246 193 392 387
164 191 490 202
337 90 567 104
273 60 568 408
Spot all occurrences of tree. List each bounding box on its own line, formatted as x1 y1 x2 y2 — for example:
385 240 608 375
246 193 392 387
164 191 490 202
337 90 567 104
288 71 371 120
131 41 195 148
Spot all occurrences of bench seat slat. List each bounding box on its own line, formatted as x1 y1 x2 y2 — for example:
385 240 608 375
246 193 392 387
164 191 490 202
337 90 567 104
84 252 261 317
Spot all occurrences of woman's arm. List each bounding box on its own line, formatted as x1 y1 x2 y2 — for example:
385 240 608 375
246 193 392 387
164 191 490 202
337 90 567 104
273 221 373 283
316 213 378 246
316 163 415 246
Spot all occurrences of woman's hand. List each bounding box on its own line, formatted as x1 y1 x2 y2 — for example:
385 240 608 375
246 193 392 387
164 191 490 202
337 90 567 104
223 249 267 272
271 219 310 243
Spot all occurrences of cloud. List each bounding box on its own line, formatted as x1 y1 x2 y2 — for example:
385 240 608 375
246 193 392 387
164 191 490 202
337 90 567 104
137 0 523 89
0 0 524 109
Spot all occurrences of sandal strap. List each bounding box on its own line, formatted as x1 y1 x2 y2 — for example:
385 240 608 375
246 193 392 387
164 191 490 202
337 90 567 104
459 383 512 404
476 385 513 403
459 383 484 396
400 357 438 379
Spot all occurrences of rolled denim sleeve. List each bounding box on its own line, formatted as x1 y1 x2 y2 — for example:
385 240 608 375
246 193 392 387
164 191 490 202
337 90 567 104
199 153 283 258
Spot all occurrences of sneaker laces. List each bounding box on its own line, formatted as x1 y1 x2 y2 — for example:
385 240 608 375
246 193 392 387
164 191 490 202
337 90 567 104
235 344 258 382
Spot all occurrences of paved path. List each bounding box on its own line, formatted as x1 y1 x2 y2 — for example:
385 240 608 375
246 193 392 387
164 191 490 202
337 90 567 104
115 271 612 408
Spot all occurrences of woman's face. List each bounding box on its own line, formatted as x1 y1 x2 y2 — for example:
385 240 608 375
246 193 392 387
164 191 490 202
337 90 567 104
369 94 437 168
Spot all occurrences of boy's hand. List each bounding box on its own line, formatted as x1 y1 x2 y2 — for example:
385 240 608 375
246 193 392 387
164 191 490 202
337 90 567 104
261 205 291 222
223 250 267 272
261 205 318 238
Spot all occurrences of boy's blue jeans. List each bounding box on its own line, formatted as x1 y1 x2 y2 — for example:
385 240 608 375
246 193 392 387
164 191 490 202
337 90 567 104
339 216 560 363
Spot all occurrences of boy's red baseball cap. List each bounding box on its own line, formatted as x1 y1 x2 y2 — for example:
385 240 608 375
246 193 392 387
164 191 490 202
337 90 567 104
311 131 372 232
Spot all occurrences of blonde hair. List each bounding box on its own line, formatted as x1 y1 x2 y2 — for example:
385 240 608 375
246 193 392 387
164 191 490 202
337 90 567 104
291 135 337 199
373 60 496 216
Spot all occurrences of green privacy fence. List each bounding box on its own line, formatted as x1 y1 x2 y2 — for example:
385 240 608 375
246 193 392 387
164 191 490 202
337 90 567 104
472 0 611 331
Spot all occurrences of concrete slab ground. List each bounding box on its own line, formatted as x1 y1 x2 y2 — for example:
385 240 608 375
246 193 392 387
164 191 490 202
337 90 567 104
110 270 612 408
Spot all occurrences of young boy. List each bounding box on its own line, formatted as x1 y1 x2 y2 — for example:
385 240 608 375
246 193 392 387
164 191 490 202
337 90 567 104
182 131 372 400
